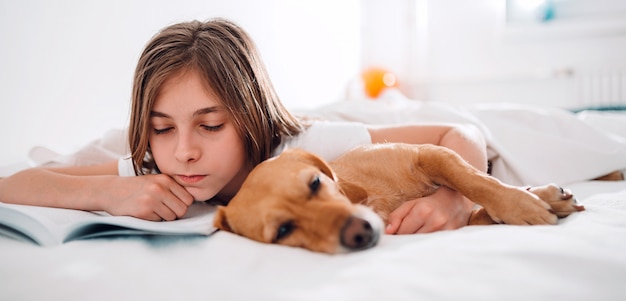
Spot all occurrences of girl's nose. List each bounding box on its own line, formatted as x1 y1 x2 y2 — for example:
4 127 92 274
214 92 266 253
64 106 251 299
175 132 201 163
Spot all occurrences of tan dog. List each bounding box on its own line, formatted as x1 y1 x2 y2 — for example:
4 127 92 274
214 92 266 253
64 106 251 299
214 143 585 254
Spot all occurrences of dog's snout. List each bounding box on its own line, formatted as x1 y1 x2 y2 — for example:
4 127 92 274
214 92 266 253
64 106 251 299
340 216 379 251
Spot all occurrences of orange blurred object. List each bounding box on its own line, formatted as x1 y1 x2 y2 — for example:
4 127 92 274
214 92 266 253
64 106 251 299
361 67 398 98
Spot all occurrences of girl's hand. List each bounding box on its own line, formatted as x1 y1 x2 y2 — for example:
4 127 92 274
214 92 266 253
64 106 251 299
385 186 473 234
102 174 194 221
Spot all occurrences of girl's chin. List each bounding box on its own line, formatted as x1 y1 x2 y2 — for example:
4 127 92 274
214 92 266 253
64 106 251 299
186 187 218 202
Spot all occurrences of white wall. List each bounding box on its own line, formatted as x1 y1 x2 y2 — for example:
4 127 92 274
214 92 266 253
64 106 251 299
421 0 626 107
0 0 360 166
360 0 626 107
5 0 624 166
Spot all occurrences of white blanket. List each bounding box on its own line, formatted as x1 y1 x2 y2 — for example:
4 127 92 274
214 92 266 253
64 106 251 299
298 91 626 186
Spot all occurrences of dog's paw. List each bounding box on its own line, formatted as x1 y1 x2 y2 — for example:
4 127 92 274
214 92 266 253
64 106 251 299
528 184 585 218
483 187 558 225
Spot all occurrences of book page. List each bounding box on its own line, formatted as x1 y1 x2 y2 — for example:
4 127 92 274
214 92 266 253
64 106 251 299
64 202 217 242
0 202 106 246
0 201 217 246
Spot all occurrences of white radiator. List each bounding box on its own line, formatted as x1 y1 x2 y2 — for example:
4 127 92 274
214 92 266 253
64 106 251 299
414 69 626 109
578 69 626 108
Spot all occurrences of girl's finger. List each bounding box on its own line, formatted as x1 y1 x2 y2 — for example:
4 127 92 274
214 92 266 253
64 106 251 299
398 215 425 234
416 213 447 233
385 201 414 234
169 181 195 206
153 204 178 221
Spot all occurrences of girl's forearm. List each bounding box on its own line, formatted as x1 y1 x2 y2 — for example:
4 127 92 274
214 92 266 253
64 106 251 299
368 124 488 172
0 168 112 211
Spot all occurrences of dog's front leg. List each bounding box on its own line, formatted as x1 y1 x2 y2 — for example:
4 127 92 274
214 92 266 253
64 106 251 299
415 144 557 225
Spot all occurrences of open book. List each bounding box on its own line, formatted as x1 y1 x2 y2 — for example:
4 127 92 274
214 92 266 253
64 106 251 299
0 201 217 246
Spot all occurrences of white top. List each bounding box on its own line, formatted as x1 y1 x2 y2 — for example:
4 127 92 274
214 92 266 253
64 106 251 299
118 120 371 176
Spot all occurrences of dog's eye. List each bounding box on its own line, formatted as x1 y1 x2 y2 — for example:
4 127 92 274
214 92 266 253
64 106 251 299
274 221 295 243
309 175 321 194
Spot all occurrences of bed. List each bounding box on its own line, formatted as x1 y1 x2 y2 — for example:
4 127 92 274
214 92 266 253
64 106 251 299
1 92 626 301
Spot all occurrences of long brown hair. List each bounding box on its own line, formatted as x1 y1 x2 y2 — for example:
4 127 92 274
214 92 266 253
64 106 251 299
128 18 303 175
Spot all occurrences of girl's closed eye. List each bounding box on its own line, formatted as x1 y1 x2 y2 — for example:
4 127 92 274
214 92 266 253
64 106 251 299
201 123 224 132
153 127 174 135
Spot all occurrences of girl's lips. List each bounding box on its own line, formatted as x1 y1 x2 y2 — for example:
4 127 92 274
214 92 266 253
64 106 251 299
176 174 207 184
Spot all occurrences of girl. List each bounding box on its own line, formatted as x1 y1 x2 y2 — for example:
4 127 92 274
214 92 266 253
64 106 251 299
0 18 487 235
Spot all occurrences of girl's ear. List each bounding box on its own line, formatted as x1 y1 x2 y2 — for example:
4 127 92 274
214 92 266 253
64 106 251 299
283 148 337 182
213 206 233 232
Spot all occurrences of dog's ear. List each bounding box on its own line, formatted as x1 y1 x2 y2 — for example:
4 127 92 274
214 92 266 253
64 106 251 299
289 148 337 182
213 206 233 232
337 180 368 202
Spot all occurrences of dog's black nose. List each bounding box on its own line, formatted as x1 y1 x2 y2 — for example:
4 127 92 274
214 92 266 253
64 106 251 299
340 216 379 251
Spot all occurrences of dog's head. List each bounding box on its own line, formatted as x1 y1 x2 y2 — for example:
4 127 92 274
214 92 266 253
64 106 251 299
213 148 383 254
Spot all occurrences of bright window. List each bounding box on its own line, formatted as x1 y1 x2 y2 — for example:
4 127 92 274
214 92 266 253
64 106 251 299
507 0 626 24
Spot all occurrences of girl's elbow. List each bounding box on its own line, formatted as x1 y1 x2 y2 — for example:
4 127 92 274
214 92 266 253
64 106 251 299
451 124 486 147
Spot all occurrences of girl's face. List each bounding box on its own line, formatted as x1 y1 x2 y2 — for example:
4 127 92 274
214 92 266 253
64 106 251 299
149 69 249 202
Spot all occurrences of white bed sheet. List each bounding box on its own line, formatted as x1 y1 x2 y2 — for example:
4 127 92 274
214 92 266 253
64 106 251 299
2 97 626 301
0 181 625 301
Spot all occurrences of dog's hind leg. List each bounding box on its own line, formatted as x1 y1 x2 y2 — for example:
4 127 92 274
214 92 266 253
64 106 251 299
593 170 624 181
